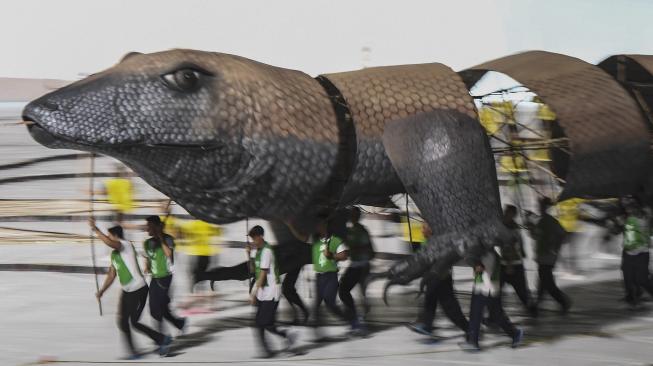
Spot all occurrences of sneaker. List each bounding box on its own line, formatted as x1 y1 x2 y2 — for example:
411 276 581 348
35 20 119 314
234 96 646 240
180 317 188 336
482 317 499 329
159 335 173 357
561 298 572 315
285 331 298 350
512 328 524 348
458 340 481 352
348 327 368 338
257 350 278 359
406 322 433 336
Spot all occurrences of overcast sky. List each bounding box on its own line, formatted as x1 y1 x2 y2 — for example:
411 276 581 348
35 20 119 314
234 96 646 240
2 0 652 80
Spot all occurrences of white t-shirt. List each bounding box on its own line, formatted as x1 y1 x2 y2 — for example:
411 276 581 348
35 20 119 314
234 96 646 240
112 240 146 293
256 246 281 302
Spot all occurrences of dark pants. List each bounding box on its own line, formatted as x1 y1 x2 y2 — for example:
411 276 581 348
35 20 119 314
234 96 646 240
196 261 250 282
282 267 309 320
191 255 211 290
119 286 164 355
314 272 349 327
338 264 370 320
468 294 517 345
500 264 535 311
537 264 569 308
255 300 288 354
419 275 468 333
622 252 653 303
149 275 185 333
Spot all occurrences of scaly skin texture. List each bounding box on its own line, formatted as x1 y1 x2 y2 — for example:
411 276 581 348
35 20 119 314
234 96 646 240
22 49 651 285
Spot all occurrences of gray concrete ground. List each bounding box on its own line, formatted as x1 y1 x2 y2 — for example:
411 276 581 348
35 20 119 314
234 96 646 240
3 109 653 365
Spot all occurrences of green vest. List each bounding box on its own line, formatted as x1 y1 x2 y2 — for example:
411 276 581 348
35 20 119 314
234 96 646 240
111 250 132 286
145 235 174 278
254 242 280 287
111 243 140 286
312 236 344 273
624 216 650 253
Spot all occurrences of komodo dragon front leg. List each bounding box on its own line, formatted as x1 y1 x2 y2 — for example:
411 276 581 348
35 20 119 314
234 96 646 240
380 109 512 299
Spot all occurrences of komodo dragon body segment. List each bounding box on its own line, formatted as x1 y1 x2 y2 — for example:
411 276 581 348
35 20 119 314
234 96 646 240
22 49 652 285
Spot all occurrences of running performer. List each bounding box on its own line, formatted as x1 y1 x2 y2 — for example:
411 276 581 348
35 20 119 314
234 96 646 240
339 207 375 322
90 219 171 359
459 250 524 351
407 223 469 338
143 216 187 335
248 225 296 358
312 217 360 337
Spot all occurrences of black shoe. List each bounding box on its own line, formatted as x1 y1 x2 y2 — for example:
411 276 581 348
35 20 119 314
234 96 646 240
257 350 278 359
561 298 572 315
512 328 524 348
482 317 499 329
406 322 433 336
458 340 481 352
159 336 173 357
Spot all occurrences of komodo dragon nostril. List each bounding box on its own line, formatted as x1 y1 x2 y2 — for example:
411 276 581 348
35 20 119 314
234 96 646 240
42 100 59 111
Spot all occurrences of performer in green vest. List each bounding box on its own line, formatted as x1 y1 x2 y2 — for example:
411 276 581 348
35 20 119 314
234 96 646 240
143 216 186 337
459 250 523 352
621 198 653 306
247 225 296 358
311 216 358 338
90 218 172 359
339 207 375 327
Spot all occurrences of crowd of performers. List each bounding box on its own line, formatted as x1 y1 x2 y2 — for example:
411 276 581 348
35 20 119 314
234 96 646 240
91 173 653 359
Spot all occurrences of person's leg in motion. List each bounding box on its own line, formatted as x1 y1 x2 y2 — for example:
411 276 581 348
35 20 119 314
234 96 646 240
118 291 138 357
263 302 290 339
622 252 637 304
130 286 165 346
282 267 309 324
486 296 517 337
255 300 275 357
438 276 469 334
194 261 250 289
322 272 348 322
338 266 360 321
358 264 371 315
487 296 523 347
635 252 653 297
539 265 570 311
157 276 186 330
511 265 537 316
463 293 486 350
148 280 166 334
410 275 439 335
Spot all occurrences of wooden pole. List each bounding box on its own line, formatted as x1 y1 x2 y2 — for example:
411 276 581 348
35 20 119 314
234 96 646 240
89 153 103 316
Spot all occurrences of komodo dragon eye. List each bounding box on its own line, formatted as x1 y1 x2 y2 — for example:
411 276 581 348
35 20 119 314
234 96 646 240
161 68 207 92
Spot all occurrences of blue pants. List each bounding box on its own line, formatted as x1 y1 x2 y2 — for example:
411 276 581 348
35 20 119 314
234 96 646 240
468 294 516 345
314 272 349 326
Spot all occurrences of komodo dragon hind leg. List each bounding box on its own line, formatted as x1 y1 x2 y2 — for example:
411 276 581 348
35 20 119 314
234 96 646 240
380 110 512 302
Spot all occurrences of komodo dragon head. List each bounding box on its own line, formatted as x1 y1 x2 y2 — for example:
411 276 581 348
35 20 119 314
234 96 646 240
23 49 340 224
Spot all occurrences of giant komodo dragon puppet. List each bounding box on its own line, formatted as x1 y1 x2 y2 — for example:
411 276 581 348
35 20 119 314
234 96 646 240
22 50 653 299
